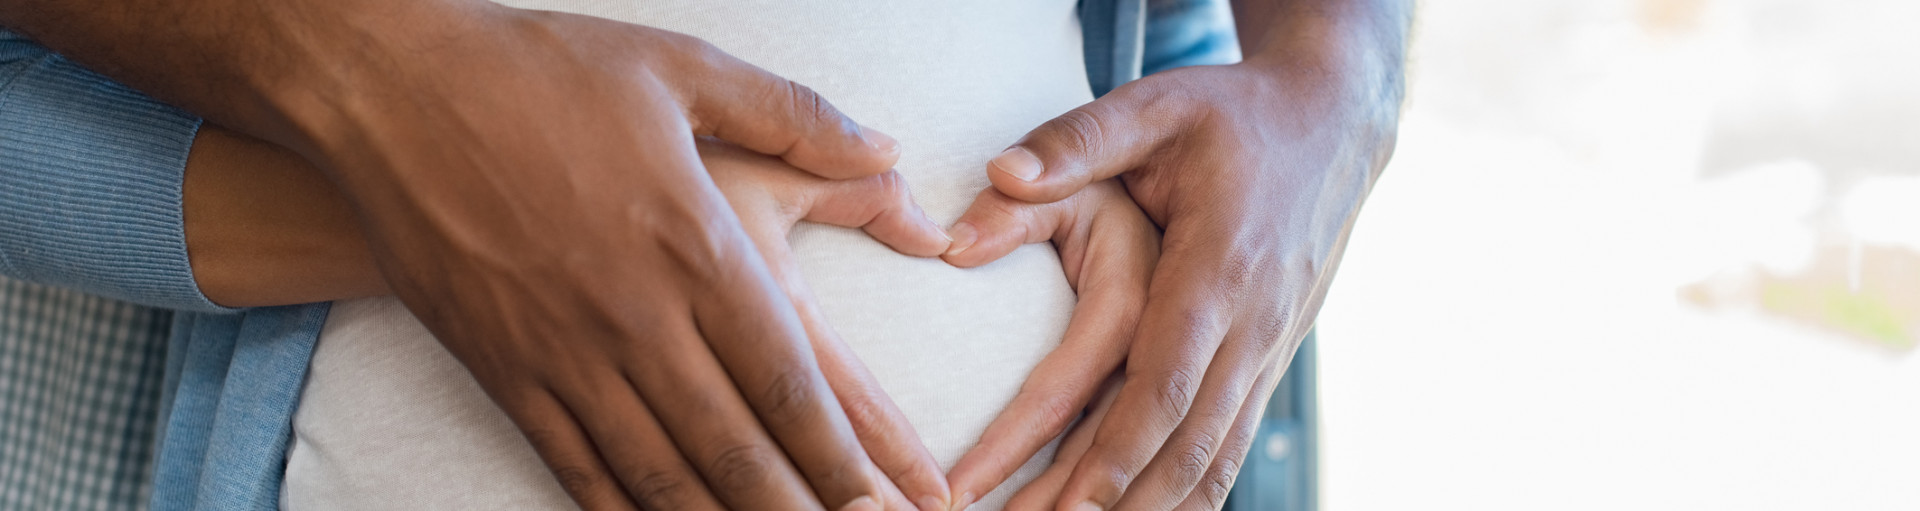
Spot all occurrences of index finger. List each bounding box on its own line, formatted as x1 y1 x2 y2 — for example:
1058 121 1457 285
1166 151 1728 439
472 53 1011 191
729 190 949 511
688 233 890 510
676 38 900 179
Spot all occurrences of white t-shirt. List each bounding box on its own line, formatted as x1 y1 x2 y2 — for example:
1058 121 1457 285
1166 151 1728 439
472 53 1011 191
282 1 1093 509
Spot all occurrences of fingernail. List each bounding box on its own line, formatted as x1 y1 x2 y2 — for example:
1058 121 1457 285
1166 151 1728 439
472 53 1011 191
861 126 901 155
916 495 946 511
950 492 977 511
837 495 880 511
945 222 978 257
990 147 1044 182
1074 501 1104 511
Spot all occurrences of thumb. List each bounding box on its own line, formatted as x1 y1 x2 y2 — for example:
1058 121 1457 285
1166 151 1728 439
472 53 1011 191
988 84 1175 203
683 44 900 179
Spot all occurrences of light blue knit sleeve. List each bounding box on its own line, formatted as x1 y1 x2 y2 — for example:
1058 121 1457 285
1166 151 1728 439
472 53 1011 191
0 29 234 313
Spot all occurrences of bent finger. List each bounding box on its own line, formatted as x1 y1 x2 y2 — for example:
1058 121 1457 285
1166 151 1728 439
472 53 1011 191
558 372 725 510
1117 328 1285 509
624 315 824 510
680 42 899 179
495 389 641 511
1174 361 1285 511
804 170 951 258
1001 373 1125 511
941 187 1076 268
1052 250 1234 509
689 249 889 510
749 226 949 511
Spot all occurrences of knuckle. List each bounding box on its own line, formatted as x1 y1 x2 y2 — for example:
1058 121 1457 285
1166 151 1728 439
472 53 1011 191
1198 457 1240 507
707 443 780 495
974 189 1026 227
520 427 561 452
1046 108 1108 159
652 201 744 285
1145 366 1202 419
1167 434 1216 486
875 171 913 204
1082 452 1137 495
782 80 846 132
551 464 605 499
757 367 821 427
838 386 888 431
1028 391 1084 432
626 469 694 509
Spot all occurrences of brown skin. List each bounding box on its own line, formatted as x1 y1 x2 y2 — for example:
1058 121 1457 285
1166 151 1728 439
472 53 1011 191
7 0 1405 505
0 1 934 509
181 125 948 509
184 127 388 306
944 0 1413 509
180 127 1163 510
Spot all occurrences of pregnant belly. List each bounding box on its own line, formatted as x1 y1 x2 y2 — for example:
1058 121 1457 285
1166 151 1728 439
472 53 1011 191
286 1 1092 509
284 243 1075 510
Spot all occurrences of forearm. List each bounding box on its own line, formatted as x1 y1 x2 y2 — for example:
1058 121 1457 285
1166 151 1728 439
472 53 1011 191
0 0 484 158
184 126 386 307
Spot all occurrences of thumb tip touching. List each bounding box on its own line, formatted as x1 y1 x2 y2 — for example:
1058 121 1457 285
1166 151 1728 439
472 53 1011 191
990 146 1046 183
987 146 1080 203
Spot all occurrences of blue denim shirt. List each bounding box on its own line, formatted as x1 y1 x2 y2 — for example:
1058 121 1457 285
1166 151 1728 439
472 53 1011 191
0 2 1241 508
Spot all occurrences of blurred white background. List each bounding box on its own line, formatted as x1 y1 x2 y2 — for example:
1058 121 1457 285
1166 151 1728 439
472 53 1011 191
1314 0 1920 509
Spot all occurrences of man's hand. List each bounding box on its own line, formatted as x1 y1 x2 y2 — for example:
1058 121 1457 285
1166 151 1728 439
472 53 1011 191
946 1 1412 508
180 129 958 509
294 13 914 511
1 2 937 509
702 141 957 511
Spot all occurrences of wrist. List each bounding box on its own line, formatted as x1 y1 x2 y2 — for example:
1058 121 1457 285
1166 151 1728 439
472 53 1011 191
1240 2 1409 109
239 1 507 158
1238 4 1410 178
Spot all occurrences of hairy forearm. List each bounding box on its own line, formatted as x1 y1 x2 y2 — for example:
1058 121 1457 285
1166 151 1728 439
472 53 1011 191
184 126 386 307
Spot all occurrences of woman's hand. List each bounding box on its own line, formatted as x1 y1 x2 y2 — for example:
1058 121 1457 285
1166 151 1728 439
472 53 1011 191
935 179 1162 509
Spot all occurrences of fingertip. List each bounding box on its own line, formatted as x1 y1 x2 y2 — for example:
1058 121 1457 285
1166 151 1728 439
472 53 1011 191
940 460 988 510
943 222 979 259
861 125 902 164
898 203 953 258
950 491 977 511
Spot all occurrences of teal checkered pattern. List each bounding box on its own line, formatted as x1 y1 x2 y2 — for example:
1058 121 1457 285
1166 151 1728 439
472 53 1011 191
0 276 170 510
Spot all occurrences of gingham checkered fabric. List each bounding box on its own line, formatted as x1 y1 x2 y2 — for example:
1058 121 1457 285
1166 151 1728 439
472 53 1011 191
0 276 169 510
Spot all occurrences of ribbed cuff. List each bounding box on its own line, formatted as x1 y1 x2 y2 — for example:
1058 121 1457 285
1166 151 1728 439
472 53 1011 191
0 44 235 313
